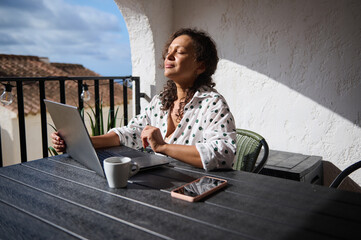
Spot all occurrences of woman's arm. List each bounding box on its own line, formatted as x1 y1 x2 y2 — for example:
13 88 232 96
140 125 203 168
51 131 121 152
158 144 203 168
52 95 158 153
91 131 121 149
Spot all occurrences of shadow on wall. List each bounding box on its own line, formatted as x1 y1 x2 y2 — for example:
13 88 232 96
216 0 361 127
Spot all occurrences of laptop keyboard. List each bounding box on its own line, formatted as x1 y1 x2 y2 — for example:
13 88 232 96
96 147 156 166
96 146 171 170
96 150 115 161
96 148 151 161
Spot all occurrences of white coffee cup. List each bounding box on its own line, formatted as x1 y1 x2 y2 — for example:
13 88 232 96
103 157 139 188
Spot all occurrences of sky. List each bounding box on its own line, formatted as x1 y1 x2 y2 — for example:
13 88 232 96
0 0 132 76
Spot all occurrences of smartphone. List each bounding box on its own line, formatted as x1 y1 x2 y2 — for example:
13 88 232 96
171 176 227 202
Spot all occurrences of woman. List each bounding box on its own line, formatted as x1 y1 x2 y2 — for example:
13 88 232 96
52 28 236 171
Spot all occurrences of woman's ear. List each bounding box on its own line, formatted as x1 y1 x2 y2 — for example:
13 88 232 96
196 62 206 75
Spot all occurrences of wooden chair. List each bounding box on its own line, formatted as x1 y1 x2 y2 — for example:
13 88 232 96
233 129 269 173
329 160 361 188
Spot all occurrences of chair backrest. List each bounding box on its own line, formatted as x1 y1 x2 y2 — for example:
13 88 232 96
330 160 361 188
233 129 269 173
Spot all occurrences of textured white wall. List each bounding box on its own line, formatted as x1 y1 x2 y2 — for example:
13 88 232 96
116 0 361 184
114 0 173 112
173 0 361 184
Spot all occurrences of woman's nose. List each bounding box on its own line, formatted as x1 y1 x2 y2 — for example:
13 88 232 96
166 51 175 60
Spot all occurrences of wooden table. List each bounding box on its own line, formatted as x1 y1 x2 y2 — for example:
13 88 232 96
0 147 360 239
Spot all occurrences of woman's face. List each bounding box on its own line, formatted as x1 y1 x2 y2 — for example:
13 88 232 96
164 35 204 87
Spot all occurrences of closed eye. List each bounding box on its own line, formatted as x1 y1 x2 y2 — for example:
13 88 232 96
166 51 186 56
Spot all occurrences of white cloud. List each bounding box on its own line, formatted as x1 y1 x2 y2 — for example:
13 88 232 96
0 0 131 75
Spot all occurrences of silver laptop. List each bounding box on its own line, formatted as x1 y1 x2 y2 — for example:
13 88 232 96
44 99 171 177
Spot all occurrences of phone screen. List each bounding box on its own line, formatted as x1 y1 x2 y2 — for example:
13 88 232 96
174 177 226 197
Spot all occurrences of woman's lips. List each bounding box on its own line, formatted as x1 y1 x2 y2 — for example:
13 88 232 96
165 63 174 68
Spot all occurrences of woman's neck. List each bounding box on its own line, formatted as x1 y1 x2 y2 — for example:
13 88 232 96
175 82 192 100
176 87 187 100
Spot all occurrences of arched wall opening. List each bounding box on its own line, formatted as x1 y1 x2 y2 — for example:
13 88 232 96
114 0 173 110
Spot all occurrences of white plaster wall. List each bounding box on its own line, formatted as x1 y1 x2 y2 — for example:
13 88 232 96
175 0 361 184
114 0 173 113
117 0 361 185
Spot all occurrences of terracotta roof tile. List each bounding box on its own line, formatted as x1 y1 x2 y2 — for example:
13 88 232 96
50 63 100 77
0 54 131 116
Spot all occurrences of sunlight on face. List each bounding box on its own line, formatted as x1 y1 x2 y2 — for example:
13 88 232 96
164 35 203 87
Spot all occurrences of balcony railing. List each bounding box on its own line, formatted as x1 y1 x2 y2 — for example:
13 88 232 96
0 76 141 166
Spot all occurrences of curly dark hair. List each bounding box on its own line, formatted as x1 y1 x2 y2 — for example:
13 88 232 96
160 28 219 121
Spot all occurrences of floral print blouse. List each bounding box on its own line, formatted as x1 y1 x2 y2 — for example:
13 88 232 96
109 86 237 171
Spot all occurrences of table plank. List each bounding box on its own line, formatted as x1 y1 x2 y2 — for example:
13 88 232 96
141 166 361 239
16 158 343 240
207 190 360 239
0 171 168 240
0 165 243 240
170 161 361 205
148 166 361 222
0 201 79 240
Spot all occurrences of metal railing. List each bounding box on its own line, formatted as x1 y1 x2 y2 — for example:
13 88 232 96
0 76 141 166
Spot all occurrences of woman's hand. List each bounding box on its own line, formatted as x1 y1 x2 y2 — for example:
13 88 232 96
51 131 120 153
51 132 66 153
141 126 167 152
141 126 203 168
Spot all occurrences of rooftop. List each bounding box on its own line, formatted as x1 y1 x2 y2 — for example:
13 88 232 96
0 54 130 115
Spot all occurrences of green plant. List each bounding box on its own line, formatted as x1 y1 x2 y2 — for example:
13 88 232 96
79 107 84 119
85 99 120 136
48 146 59 156
47 99 120 156
48 123 58 156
